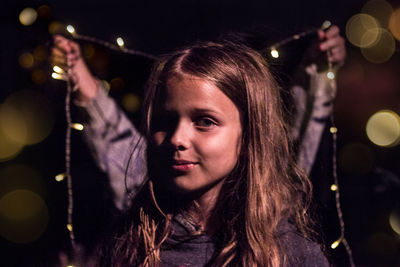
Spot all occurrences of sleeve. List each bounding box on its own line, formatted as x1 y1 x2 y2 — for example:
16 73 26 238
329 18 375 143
76 82 147 210
291 64 337 175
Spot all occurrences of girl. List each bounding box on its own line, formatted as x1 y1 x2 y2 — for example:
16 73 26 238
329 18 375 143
52 36 343 266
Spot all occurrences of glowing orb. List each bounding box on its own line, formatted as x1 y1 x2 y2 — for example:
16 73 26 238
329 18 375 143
366 110 400 147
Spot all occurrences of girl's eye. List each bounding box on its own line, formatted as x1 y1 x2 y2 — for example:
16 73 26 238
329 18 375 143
195 118 217 128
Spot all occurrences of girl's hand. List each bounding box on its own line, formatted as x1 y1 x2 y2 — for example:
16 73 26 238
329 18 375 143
318 25 347 67
52 35 98 104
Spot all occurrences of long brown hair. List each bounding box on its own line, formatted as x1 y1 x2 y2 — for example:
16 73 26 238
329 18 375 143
101 41 313 266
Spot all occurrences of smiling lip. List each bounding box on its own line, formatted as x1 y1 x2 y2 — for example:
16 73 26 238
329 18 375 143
171 159 197 172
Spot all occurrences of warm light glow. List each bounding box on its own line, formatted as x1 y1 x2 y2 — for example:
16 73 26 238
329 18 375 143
362 0 393 28
0 90 54 146
33 46 48 62
321 20 332 30
366 110 400 147
70 123 84 131
83 44 95 59
110 77 125 91
67 224 73 232
121 93 141 113
389 210 400 235
330 184 338 191
32 69 47 85
55 173 66 182
19 7 37 26
389 8 400 41
346 13 381 48
330 127 338 134
270 48 279 58
116 37 124 47
53 65 64 74
0 125 23 162
361 29 396 63
66 25 75 34
19 53 34 69
331 239 341 249
327 71 335 80
37 5 51 20
0 190 48 243
48 21 63 35
52 72 67 80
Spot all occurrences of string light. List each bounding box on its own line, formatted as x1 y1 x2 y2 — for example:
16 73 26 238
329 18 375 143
66 25 75 35
66 223 73 232
53 65 64 74
327 71 335 80
116 37 125 48
331 238 342 249
55 173 66 182
270 48 279 58
69 123 84 131
52 72 67 80
330 184 338 191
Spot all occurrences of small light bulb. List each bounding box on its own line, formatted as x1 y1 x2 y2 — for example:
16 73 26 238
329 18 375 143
53 65 64 74
116 37 124 47
327 71 335 80
70 123 84 131
270 48 279 58
330 126 338 134
330 184 338 191
331 239 341 249
322 20 332 31
66 25 75 34
52 72 66 80
55 173 66 182
67 224 73 232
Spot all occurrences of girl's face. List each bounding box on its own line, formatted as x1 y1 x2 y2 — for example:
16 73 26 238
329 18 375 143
151 75 242 201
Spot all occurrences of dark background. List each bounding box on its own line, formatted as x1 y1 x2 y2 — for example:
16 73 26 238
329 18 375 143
1 0 400 266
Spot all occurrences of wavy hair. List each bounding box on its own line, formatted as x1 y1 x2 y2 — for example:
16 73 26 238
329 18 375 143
100 41 313 266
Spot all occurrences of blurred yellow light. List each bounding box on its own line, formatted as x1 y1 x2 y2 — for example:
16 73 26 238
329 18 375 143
52 72 67 80
389 8 400 41
33 46 47 62
361 28 395 63
37 5 51 20
331 239 341 249
330 127 338 134
330 184 338 191
0 90 54 146
70 123 84 131
110 77 125 91
389 210 400 235
32 69 47 85
53 65 64 74
116 37 125 47
19 7 37 26
346 13 381 48
327 71 335 80
48 21 63 35
321 20 332 30
270 48 279 58
0 124 23 162
66 25 75 34
366 110 400 147
0 190 48 243
55 173 66 182
18 52 34 69
122 93 141 113
67 224 73 232
362 0 393 28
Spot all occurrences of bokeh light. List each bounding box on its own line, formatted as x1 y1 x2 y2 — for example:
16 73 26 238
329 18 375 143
0 164 47 197
37 5 51 20
270 48 279 58
366 110 400 147
122 93 140 113
66 25 75 34
346 13 381 48
0 90 54 146
31 69 47 84
361 29 396 63
389 8 400 41
33 46 48 62
0 119 24 162
339 143 374 176
19 7 37 26
116 37 125 47
361 0 393 27
48 21 64 35
110 77 125 91
0 190 48 243
83 44 96 60
18 52 34 69
389 209 400 235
